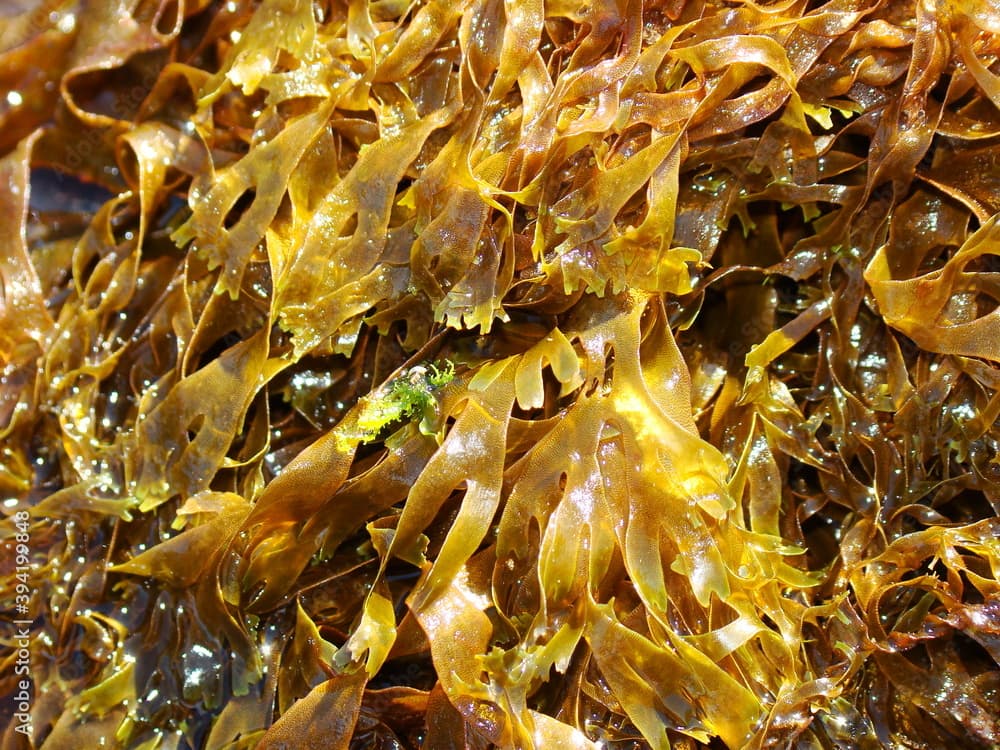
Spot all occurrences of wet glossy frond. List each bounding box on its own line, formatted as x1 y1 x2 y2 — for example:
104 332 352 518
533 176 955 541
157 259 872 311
3 0 1000 748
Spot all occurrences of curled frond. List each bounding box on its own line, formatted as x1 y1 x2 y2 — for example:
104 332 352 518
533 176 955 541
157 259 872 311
3 0 1000 748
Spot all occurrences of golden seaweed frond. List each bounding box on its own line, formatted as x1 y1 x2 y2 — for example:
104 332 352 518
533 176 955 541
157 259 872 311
2 0 1000 748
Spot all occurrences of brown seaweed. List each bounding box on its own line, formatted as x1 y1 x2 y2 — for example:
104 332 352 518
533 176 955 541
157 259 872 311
2 0 1000 748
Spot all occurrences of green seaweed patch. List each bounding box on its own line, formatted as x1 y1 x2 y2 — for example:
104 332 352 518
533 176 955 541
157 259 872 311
355 360 455 440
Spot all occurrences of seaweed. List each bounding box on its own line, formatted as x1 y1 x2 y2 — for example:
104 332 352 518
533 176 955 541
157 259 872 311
2 0 1000 748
